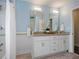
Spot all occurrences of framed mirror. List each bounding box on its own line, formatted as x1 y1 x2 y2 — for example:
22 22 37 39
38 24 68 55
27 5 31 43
48 8 59 32
29 7 45 32
29 6 60 33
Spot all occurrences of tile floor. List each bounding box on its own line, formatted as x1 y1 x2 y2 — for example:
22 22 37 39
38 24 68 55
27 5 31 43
16 53 79 59
16 53 32 59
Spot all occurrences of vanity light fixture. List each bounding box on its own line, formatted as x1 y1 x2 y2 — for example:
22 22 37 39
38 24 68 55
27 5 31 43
32 6 42 12
52 9 59 14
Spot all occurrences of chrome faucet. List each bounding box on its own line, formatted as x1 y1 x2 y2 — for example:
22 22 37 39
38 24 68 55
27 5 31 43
0 25 4 30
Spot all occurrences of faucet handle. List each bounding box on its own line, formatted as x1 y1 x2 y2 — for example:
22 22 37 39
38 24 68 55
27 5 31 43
0 43 3 47
0 25 4 30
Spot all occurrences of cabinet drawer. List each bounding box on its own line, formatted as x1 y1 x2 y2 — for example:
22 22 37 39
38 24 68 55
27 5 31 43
34 40 49 47
51 46 58 50
50 40 58 47
50 43 58 47
50 36 58 40
33 37 49 41
50 48 58 53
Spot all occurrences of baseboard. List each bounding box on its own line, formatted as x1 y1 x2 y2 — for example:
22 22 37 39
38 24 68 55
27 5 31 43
35 51 68 59
16 51 31 55
16 49 31 55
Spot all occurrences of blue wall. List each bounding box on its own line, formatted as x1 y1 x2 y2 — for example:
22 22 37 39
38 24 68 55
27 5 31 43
16 0 71 32
16 0 79 32
16 0 31 32
60 9 71 32
16 0 50 32
60 0 79 32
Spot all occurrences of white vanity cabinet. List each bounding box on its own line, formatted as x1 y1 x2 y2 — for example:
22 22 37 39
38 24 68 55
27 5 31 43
32 37 50 57
32 35 69 58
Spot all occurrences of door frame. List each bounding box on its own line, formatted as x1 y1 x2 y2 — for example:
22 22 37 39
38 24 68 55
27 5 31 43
70 8 79 53
72 8 79 53
5 0 16 59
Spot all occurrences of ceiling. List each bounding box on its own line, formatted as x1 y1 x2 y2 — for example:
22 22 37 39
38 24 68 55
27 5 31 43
23 0 70 8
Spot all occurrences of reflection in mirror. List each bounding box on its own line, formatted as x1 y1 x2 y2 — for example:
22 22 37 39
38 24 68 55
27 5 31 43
30 7 45 33
48 8 59 32
29 5 60 33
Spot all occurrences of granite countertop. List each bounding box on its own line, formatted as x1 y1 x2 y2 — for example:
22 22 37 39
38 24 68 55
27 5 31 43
16 32 70 36
32 32 70 36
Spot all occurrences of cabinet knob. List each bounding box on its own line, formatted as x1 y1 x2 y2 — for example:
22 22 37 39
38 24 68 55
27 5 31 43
41 43 45 47
54 37 56 38
53 49 56 51
64 40 66 43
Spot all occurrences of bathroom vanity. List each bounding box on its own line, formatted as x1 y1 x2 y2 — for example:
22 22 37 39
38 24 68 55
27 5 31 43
31 33 69 58
28 5 71 59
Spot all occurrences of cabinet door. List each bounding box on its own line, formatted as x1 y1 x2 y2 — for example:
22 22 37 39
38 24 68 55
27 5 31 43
33 41 42 57
33 37 50 57
57 36 69 52
40 40 50 56
63 35 69 51
58 36 65 52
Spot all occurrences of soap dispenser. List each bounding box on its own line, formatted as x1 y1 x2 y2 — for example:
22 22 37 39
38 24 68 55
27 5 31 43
60 23 65 32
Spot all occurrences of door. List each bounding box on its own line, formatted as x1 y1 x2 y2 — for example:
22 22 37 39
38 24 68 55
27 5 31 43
73 8 79 54
5 0 16 59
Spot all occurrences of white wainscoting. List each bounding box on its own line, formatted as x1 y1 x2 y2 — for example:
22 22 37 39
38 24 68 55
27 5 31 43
16 32 73 55
16 32 32 55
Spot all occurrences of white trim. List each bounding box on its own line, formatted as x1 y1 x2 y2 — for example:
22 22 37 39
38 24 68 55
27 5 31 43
16 50 30 55
71 10 74 52
5 0 16 59
69 3 79 53
5 1 11 59
71 8 79 52
0 32 27 36
16 32 27 35
68 9 74 53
